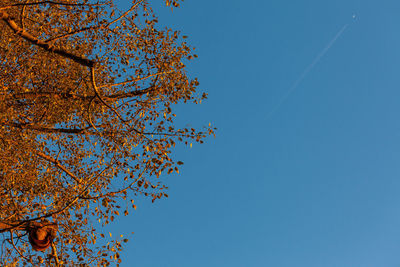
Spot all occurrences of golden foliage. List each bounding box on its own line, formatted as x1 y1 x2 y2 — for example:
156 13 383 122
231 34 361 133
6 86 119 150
0 0 215 265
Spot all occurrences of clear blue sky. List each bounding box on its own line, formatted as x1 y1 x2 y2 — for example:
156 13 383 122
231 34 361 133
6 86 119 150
113 0 400 266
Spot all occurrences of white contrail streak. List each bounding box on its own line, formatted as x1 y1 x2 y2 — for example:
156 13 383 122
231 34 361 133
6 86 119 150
266 23 349 119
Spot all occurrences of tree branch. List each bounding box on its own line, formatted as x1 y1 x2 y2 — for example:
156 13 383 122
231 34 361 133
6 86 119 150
99 71 172 89
3 87 157 101
10 231 32 264
105 86 156 99
0 10 95 67
45 25 103 43
36 151 80 183
0 221 28 232
22 160 115 224
3 122 90 134
105 0 143 28
51 243 60 267
1 1 109 8
90 67 126 123
79 165 148 200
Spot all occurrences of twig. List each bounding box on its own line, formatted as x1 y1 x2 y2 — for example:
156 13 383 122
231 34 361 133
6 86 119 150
20 0 29 30
45 25 103 43
36 151 80 183
90 67 127 123
79 165 148 200
105 0 143 28
10 231 32 264
51 242 60 267
99 71 172 89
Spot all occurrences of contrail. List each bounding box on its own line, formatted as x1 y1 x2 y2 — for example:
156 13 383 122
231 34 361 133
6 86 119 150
266 23 349 119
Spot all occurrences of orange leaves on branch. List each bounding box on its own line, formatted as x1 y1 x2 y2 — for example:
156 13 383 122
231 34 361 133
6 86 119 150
165 0 180 8
0 0 214 265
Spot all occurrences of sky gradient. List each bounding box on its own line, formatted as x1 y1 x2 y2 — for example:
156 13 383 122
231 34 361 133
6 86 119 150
114 0 400 266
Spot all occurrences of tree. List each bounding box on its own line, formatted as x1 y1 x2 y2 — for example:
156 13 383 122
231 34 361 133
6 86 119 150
0 0 215 265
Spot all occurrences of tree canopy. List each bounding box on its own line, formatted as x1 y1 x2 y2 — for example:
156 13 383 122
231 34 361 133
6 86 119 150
0 0 214 265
